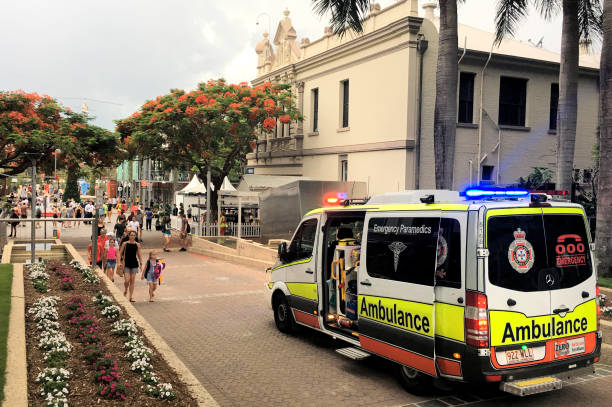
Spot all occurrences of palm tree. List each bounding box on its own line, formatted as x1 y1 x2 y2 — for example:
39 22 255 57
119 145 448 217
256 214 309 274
595 0 611 276
494 0 602 192
312 0 461 189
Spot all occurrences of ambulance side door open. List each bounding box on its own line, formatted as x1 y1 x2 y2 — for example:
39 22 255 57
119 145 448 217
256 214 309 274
281 215 321 327
358 211 441 377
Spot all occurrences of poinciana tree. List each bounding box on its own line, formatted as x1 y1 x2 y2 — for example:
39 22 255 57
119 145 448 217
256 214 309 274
0 90 121 195
116 79 302 213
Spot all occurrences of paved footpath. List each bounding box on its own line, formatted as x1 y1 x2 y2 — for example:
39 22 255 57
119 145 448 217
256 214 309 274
22 217 612 406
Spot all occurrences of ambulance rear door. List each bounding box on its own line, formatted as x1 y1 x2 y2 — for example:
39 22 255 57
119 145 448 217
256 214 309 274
544 207 597 361
485 208 552 367
358 211 440 377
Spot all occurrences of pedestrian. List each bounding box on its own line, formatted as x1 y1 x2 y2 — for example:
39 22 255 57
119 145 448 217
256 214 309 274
104 236 119 282
135 209 144 240
141 251 164 302
145 207 153 231
114 214 127 241
127 214 141 241
88 229 106 269
85 200 94 224
179 213 189 252
20 200 28 227
8 206 20 238
97 215 105 236
162 216 171 252
75 203 82 228
119 230 142 302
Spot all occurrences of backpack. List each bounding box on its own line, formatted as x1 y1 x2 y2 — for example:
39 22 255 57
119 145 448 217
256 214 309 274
154 262 165 279
186 223 191 234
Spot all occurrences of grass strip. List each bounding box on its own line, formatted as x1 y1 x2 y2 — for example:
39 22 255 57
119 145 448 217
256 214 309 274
598 277 612 290
0 264 13 403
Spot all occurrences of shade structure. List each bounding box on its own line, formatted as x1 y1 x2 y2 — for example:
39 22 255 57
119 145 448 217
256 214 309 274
178 175 207 195
220 176 236 192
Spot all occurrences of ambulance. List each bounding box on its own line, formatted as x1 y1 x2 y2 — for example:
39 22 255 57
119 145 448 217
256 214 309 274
265 188 602 396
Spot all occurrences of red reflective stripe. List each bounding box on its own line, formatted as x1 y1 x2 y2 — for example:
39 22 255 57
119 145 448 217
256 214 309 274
360 336 437 376
436 357 462 377
293 310 320 329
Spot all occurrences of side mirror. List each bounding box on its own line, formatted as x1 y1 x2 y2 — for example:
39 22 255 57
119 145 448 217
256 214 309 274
278 242 288 262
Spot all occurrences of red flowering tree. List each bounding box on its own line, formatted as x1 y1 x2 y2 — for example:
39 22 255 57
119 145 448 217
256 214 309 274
116 79 301 213
0 90 120 176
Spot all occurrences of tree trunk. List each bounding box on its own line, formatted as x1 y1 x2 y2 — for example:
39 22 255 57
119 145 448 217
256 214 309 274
434 0 459 189
595 0 612 277
556 0 580 192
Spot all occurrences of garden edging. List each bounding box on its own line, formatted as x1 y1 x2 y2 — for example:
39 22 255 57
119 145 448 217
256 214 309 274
64 244 220 407
3 263 28 407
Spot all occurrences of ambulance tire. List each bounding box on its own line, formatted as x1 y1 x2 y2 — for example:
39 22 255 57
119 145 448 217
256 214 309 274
397 365 433 395
273 293 295 334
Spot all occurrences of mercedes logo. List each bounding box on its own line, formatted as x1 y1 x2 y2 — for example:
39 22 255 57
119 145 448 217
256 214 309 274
545 273 555 287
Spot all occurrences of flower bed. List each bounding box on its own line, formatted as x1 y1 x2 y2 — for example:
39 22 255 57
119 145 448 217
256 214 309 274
24 260 197 406
599 291 612 320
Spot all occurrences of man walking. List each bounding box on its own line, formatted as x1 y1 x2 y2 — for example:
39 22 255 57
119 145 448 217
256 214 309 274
179 213 189 252
145 207 153 231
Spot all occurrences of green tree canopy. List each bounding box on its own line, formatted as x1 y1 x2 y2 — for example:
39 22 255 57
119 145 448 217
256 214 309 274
116 79 302 195
0 90 121 176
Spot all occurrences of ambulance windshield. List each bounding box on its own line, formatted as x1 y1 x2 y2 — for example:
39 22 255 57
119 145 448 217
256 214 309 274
487 214 592 292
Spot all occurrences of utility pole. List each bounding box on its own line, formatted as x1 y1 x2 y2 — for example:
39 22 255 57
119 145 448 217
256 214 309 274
91 205 99 269
27 154 38 264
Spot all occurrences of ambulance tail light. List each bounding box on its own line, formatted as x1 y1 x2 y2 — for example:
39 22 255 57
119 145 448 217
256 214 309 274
465 291 489 348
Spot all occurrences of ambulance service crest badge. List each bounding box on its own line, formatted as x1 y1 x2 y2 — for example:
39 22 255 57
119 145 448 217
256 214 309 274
508 228 534 273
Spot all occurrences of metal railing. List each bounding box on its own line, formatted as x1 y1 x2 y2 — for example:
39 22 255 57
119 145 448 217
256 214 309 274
170 216 260 237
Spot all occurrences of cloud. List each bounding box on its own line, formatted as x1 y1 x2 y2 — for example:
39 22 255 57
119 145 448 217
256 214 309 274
0 0 574 132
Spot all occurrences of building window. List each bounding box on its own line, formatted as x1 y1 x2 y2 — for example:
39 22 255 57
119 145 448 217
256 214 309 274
549 83 559 130
339 155 348 181
498 76 527 126
482 165 494 181
458 72 475 123
340 80 349 128
312 88 319 132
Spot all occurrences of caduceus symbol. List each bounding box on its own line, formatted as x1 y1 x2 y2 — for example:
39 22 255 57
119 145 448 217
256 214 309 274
388 241 407 272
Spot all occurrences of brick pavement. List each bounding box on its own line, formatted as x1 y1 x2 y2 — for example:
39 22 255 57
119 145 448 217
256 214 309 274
25 220 612 406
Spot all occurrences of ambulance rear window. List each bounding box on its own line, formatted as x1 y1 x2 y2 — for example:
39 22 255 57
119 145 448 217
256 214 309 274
487 214 592 292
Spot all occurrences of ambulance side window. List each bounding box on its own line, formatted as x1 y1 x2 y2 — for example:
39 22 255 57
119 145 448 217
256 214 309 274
365 217 439 286
435 218 462 288
287 219 317 262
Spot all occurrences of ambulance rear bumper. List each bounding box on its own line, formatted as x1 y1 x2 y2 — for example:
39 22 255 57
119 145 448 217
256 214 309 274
465 336 601 383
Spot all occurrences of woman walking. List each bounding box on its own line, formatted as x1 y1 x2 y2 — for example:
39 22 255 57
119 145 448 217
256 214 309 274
8 206 20 238
162 216 171 252
104 236 119 282
119 230 142 302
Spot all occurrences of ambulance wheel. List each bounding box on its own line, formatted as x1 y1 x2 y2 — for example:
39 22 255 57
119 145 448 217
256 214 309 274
398 365 433 395
273 293 294 334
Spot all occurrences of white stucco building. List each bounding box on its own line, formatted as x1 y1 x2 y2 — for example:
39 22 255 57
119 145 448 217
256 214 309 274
247 0 600 195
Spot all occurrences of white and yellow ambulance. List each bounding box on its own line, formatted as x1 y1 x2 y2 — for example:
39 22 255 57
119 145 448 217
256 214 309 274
265 188 602 395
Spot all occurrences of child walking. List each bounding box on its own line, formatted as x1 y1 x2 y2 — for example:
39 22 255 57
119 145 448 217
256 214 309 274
104 236 119 282
141 251 164 302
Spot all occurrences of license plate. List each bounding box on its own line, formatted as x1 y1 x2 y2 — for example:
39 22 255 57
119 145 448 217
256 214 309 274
505 348 535 363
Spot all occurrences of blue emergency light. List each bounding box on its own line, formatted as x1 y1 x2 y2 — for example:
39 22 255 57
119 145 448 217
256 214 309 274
461 187 529 199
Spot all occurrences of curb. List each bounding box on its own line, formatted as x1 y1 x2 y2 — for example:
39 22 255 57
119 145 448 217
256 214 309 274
64 244 220 407
189 246 274 270
3 263 27 407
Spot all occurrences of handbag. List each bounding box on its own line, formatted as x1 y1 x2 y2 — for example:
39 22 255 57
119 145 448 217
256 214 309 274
116 263 124 277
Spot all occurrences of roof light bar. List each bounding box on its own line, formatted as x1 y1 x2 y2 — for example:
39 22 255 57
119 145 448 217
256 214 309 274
461 188 529 199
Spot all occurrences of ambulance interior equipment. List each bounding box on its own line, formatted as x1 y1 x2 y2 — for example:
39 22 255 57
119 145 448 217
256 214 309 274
267 188 601 396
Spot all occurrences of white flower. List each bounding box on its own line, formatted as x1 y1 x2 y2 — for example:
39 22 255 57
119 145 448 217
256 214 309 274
101 304 121 319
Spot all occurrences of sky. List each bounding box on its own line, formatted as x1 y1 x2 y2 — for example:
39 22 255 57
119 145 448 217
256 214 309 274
0 0 578 131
